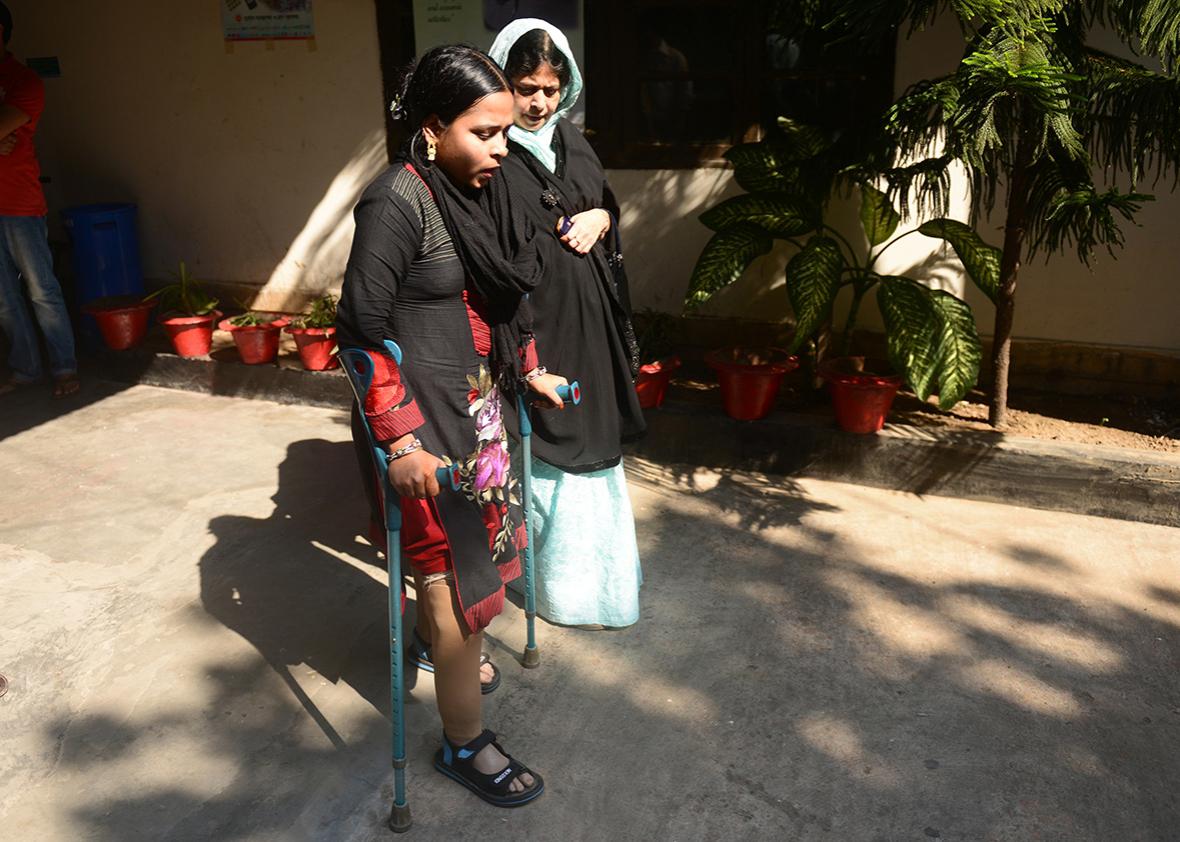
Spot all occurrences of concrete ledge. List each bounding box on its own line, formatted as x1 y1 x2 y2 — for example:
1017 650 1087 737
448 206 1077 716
628 400 1180 528
89 343 1179 528
92 346 351 409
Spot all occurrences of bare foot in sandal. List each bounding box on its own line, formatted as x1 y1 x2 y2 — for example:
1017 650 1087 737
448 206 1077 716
471 740 536 794
435 729 543 806
411 628 501 693
1 375 36 396
52 373 81 399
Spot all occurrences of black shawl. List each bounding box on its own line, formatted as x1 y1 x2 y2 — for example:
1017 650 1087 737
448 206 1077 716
499 120 646 472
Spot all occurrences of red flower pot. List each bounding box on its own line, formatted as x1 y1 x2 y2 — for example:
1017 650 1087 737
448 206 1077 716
219 317 290 365
285 325 339 371
83 298 155 350
160 311 222 358
635 355 680 409
819 356 903 434
705 347 800 421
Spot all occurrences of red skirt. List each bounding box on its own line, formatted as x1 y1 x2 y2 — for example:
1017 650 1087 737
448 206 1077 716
369 479 508 577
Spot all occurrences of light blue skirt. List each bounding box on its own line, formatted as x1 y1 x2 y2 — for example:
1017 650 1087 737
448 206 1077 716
508 456 643 628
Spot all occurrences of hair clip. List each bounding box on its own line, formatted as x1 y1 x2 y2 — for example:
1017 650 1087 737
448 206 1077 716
389 95 405 119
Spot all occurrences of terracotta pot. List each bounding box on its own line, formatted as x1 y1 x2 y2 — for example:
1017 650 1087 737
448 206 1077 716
285 325 339 371
83 297 155 350
160 310 222 358
219 316 290 365
635 355 681 409
818 356 903 434
705 347 799 421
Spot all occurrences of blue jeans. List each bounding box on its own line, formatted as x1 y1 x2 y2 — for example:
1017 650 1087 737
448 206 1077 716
0 215 77 381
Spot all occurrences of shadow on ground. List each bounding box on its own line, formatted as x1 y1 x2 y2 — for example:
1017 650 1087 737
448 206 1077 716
38 445 1180 840
0 371 139 442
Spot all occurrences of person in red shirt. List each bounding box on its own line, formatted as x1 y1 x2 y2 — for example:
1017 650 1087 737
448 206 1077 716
0 1 79 397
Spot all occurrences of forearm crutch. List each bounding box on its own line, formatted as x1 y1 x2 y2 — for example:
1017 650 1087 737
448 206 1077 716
340 339 460 835
517 379 582 669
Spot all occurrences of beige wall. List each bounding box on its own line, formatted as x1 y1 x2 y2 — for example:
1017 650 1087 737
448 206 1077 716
11 2 1177 353
11 0 386 310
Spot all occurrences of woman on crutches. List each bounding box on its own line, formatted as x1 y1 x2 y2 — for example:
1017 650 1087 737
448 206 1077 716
336 44 565 808
488 21 647 629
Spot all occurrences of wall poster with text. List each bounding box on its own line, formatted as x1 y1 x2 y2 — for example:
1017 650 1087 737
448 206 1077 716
222 0 315 42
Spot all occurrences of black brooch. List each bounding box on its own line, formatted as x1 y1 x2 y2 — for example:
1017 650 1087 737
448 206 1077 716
540 190 560 209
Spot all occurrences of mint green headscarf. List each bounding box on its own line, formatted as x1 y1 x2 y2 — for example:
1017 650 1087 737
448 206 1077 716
488 18 583 173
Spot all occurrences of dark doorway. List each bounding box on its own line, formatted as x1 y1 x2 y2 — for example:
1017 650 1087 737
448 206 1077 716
374 0 417 162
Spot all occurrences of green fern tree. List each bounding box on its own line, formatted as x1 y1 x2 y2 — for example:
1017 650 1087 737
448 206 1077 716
838 0 1180 426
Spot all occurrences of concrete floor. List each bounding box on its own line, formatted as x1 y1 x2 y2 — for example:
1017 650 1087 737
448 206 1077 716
2 382 1179 841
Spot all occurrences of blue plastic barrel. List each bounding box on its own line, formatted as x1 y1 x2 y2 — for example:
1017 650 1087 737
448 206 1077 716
61 203 144 305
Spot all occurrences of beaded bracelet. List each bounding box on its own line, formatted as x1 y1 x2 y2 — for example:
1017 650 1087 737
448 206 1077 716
524 366 548 383
385 437 423 463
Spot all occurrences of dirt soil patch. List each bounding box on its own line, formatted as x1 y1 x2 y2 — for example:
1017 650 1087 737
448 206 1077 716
887 390 1179 453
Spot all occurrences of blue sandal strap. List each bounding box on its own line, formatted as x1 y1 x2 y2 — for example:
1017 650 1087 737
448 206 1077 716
443 729 497 764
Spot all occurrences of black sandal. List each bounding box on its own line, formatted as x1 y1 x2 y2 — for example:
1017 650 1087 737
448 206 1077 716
433 730 545 808
408 629 501 695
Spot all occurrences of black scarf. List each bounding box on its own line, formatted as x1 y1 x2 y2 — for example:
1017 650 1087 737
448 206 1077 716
509 122 640 376
402 140 543 392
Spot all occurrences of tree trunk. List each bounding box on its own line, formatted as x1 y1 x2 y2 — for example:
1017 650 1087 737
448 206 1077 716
990 137 1034 427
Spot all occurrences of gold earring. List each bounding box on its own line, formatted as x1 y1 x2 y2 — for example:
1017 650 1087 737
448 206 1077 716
426 140 437 162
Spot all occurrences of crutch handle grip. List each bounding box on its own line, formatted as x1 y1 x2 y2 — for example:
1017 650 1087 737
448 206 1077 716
530 380 582 407
435 464 461 492
557 381 581 405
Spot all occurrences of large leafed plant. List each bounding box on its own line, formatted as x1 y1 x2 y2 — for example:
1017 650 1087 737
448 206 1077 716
686 120 1000 410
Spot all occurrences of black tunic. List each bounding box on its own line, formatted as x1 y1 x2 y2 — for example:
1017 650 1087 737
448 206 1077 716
501 119 646 473
336 163 527 633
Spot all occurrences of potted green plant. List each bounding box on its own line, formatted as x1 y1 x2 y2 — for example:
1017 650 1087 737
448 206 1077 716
284 294 339 371
704 346 800 421
82 294 156 351
688 119 996 433
144 261 221 358
815 355 903 434
632 308 680 410
219 310 289 365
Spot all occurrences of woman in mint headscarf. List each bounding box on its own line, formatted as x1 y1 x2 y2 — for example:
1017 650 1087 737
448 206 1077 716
488 19 646 629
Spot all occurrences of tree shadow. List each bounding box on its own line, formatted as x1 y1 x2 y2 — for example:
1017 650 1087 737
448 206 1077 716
1004 541 1077 571
624 458 841 531
1145 584 1180 607
30 450 1180 840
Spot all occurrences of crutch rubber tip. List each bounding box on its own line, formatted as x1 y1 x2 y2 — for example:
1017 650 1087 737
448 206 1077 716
388 804 413 833
522 646 541 669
